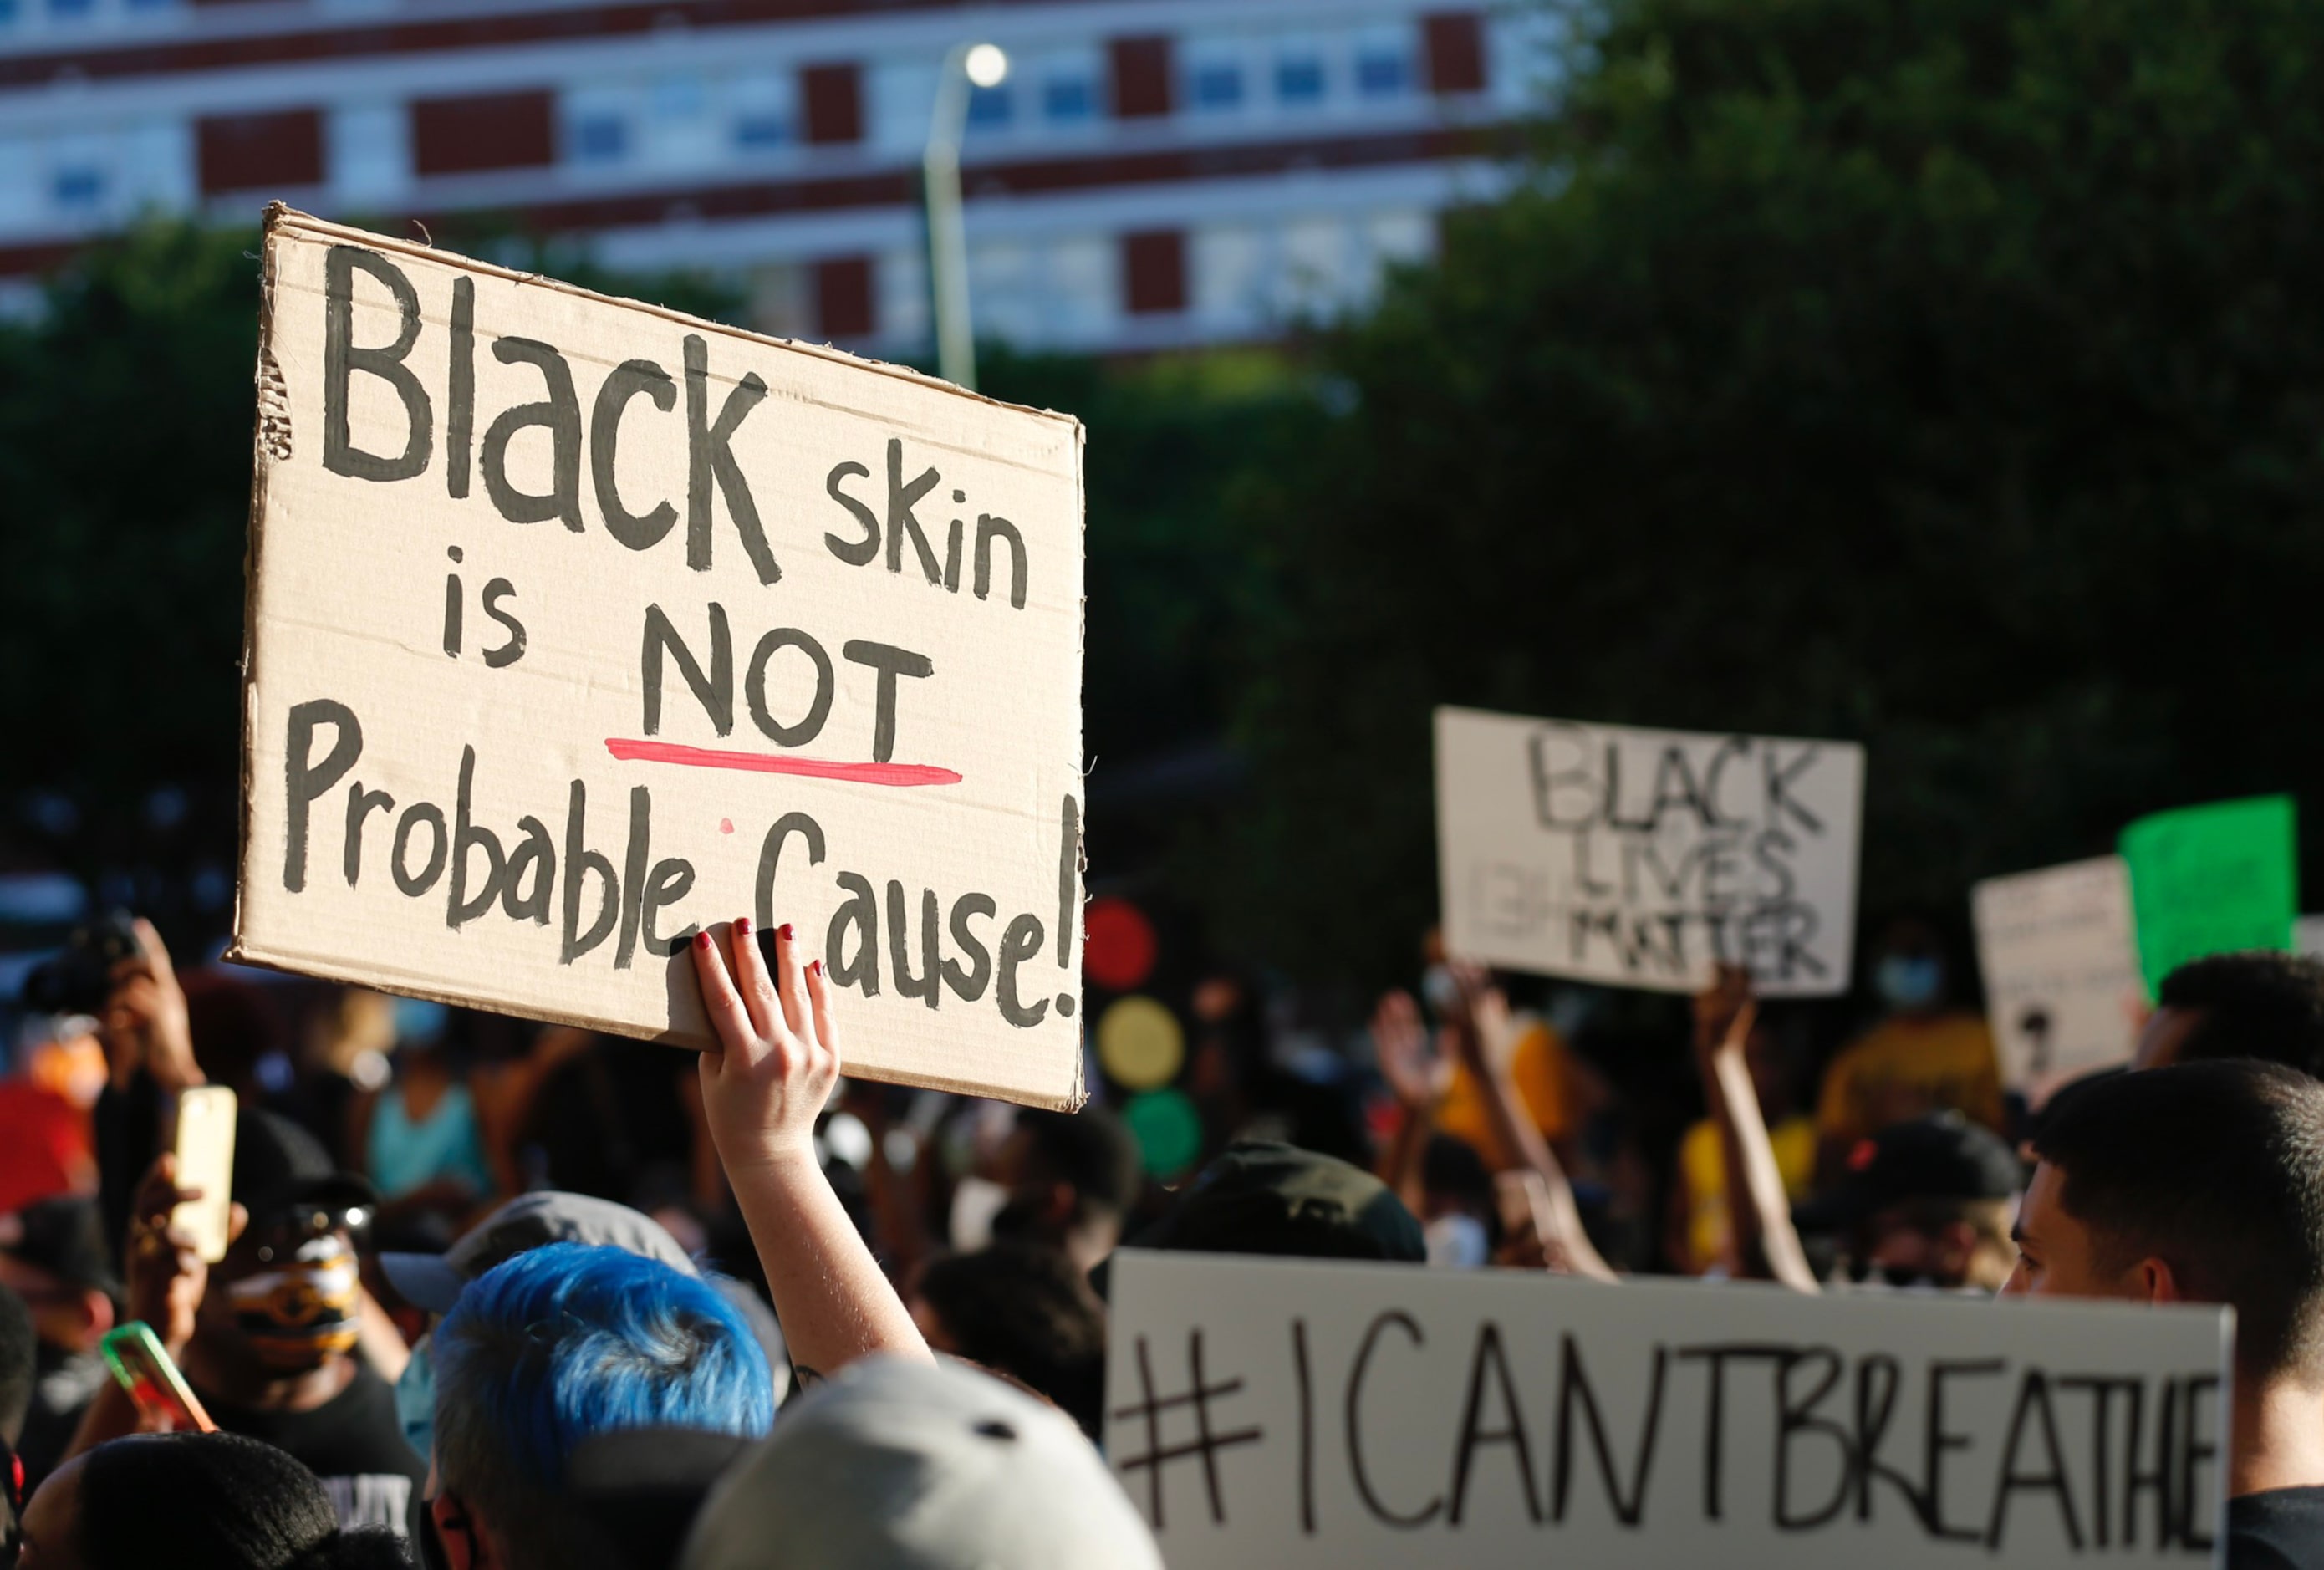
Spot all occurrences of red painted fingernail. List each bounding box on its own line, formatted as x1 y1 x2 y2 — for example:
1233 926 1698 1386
777 923 794 942
808 959 823 977
734 915 751 936
695 930 711 950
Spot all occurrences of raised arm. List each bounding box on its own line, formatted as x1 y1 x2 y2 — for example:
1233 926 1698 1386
1692 966 1819 1294
691 916 932 1382
1369 989 1443 1220
1445 969 1618 1283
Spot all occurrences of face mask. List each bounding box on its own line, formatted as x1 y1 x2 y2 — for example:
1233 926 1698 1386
1420 964 1462 1016
949 1176 1010 1253
1875 955 1944 1012
224 1231 361 1370
1424 1212 1490 1269
395 1333 436 1464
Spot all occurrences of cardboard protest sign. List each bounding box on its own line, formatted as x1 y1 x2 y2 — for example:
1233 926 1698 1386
2118 796 2297 997
230 207 1086 1109
1105 1250 2230 1570
1970 857 2146 1109
1434 707 1864 995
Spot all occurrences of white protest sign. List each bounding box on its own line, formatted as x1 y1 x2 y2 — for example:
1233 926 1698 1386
231 207 1086 1109
1434 707 1865 995
1971 858 2147 1109
1105 1251 2230 1570
2296 915 2324 961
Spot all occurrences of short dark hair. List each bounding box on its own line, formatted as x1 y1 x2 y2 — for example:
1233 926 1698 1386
914 1243 1107 1437
2158 951 2324 1076
0 1283 33 1447
434 1242 775 1570
77 1432 408 1570
2033 1059 2324 1382
1016 1109 1141 1217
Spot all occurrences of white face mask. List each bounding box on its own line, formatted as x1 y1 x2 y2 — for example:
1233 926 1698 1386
949 1175 1011 1253
1424 1212 1490 1270
1421 964 1462 1015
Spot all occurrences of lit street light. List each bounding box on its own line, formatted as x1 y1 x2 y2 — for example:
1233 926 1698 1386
925 42 1007 390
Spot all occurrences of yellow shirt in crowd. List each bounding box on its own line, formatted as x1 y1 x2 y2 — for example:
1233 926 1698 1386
1436 1018 1580 1169
1676 1112 1817 1273
1813 1010 2006 1149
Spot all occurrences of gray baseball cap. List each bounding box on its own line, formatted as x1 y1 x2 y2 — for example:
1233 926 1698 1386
680 1357 1162 1570
380 1190 698 1314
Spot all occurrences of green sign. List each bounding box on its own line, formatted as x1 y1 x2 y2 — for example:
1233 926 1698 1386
2118 795 2299 995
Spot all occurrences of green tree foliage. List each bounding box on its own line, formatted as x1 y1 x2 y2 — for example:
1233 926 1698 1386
0 219 738 848
1225 0 2324 984
0 222 262 804
978 348 1315 777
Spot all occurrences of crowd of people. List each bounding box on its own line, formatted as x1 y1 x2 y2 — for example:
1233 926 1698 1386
3 903 2324 1567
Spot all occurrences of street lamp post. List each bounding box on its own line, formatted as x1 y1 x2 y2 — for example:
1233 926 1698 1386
924 41 1007 390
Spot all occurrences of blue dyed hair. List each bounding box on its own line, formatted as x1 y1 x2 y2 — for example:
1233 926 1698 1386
433 1241 773 1567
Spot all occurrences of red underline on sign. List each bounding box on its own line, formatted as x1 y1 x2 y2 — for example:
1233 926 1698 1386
604 739 963 788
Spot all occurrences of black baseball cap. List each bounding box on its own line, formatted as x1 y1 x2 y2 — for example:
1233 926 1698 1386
1793 1113 2023 1233
0 1195 120 1299
1119 1141 1426 1265
232 1108 375 1226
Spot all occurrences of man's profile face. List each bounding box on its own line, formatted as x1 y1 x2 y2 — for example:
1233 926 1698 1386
1999 1162 2137 1301
2133 1006 2204 1070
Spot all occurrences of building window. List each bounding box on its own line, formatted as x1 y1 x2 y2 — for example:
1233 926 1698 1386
1274 54 1327 106
53 166 104 209
734 110 788 149
1356 45 1411 97
966 84 1012 129
1042 73 1098 123
572 114 629 163
1123 229 1186 315
1190 63 1243 110
816 256 874 339
197 108 324 194
731 74 793 152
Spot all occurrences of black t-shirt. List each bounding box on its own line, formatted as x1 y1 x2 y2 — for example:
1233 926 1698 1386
196 1361 427 1545
2230 1486 2324 1568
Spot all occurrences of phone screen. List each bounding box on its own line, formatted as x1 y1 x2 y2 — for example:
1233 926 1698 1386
172 1086 237 1264
100 1323 216 1434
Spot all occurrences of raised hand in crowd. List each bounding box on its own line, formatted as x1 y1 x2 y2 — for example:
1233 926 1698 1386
1368 988 1448 1219
62 1151 246 1455
691 916 932 1381
99 917 200 1096
1440 964 1618 1283
1691 966 1819 1292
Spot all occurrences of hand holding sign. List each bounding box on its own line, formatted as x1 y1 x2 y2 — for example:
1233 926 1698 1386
690 913 931 1378
691 917 839 1179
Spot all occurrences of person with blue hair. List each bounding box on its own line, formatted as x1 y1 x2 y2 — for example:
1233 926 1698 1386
426 1241 774 1570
